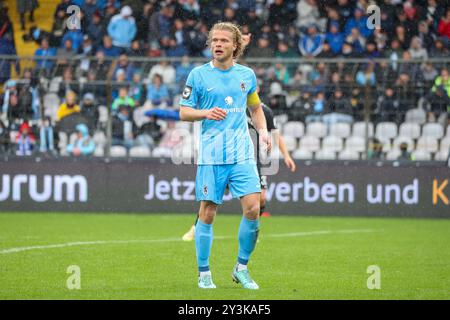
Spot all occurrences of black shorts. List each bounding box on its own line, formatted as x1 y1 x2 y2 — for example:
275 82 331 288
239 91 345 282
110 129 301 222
257 164 268 189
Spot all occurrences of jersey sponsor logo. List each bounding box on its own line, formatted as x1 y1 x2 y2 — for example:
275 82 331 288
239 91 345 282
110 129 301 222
182 86 192 99
225 96 233 106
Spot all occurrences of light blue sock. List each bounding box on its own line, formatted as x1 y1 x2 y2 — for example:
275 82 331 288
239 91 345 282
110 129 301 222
237 216 260 265
195 219 213 272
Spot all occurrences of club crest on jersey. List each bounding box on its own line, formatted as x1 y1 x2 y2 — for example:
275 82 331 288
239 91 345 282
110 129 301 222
182 86 192 99
240 81 246 92
225 96 233 106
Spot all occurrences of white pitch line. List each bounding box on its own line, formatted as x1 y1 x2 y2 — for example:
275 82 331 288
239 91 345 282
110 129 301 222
0 229 374 255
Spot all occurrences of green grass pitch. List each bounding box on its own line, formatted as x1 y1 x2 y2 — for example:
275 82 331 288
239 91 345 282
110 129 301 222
0 213 449 300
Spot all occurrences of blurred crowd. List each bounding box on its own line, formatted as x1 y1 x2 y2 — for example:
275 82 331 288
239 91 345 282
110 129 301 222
0 0 449 158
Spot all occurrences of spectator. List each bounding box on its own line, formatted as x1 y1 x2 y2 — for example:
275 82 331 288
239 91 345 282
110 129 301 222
146 74 170 109
129 72 145 106
107 5 137 50
268 0 295 27
66 123 95 157
384 38 403 72
52 7 67 45
90 50 111 80
39 117 55 154
99 35 121 57
345 27 365 55
82 0 98 22
368 138 384 160
296 0 320 31
432 69 450 97
426 85 450 124
408 37 428 60
81 69 106 105
376 87 401 123
57 91 81 121
429 38 449 60
61 28 84 52
356 63 376 87
1 80 34 124
148 60 176 85
421 62 439 88
0 119 9 154
397 142 413 161
113 54 135 81
17 0 38 31
80 93 99 132
305 91 327 123
344 7 373 38
246 34 274 58
0 34 20 84
112 87 135 114
323 88 353 125
298 24 324 57
437 8 450 39
289 89 313 122
16 122 35 156
135 116 161 150
326 21 344 55
34 38 57 77
112 105 135 150
56 39 76 71
58 67 80 100
175 56 194 92
417 20 434 49
87 10 105 48
19 68 40 120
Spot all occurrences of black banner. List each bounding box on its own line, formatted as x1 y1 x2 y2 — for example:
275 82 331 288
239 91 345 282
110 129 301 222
1 158 449 218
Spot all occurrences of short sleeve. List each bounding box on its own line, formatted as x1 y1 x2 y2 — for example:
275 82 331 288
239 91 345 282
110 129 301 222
248 69 257 95
179 70 199 108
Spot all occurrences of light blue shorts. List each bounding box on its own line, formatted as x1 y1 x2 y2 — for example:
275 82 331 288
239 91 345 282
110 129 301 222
196 163 261 204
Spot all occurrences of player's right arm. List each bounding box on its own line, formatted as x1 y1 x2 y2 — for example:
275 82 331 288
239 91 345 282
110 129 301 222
180 106 227 122
179 69 227 122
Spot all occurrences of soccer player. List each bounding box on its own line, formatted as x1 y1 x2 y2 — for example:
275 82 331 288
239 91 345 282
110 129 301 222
182 103 297 239
179 22 271 290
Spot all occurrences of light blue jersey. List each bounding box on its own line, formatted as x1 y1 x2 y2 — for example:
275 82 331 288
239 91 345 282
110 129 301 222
180 61 257 165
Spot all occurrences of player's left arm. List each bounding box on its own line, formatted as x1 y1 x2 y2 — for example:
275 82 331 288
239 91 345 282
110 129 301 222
247 91 272 152
272 130 296 172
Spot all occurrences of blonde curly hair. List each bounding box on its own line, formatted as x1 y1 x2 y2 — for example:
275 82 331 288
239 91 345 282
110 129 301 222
207 22 244 60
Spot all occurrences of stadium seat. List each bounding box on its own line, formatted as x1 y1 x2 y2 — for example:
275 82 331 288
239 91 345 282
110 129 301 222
399 123 421 140
375 122 397 141
345 136 366 153
69 132 78 145
393 136 415 152
98 106 108 126
299 135 321 152
322 136 343 152
292 148 313 160
306 122 327 138
93 131 106 147
434 150 449 161
411 150 432 161
48 77 62 93
416 136 439 153
338 149 360 160
315 149 336 160
352 121 374 138
283 121 305 138
110 145 127 157
94 146 104 157
386 149 401 160
440 136 450 151
152 146 172 158
129 146 151 158
405 108 426 125
282 136 297 151
43 93 60 121
58 132 68 150
329 123 351 138
422 123 444 139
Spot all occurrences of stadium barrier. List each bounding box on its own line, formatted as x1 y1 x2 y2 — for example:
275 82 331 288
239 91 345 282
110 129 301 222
1 158 449 218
